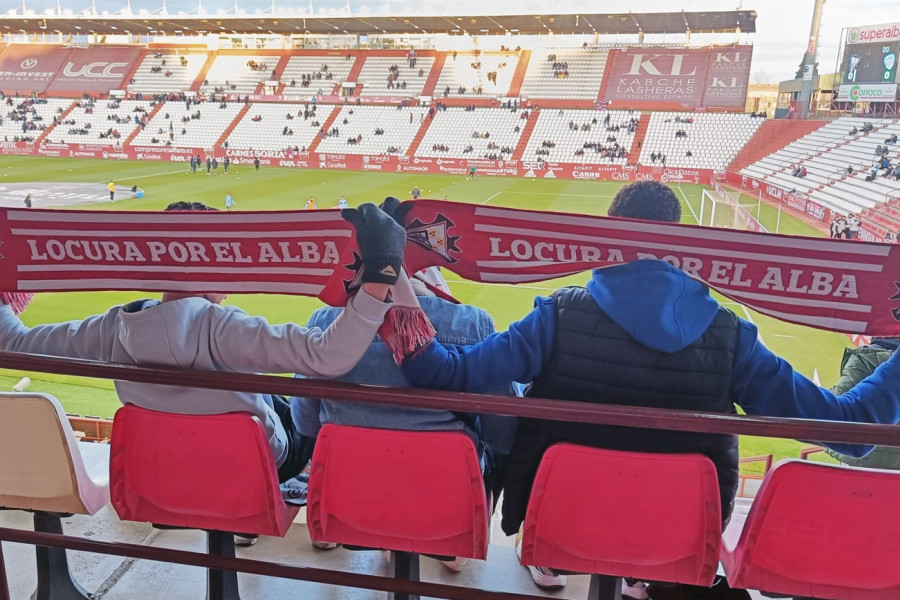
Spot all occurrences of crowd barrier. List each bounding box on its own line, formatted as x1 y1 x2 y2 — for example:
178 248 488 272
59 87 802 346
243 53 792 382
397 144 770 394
1 351 900 600
1 141 714 184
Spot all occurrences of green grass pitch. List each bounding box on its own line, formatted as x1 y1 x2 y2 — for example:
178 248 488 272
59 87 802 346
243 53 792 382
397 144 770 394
0 156 847 468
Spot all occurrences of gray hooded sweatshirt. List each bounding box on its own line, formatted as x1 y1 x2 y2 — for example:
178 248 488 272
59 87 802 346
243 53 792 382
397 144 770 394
0 291 390 466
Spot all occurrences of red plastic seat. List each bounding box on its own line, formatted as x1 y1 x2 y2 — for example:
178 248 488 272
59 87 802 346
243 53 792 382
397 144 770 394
722 459 900 600
110 405 299 600
520 444 722 599
307 424 488 559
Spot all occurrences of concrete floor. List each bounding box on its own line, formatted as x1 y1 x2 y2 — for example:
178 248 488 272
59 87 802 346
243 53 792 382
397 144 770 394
0 498 776 600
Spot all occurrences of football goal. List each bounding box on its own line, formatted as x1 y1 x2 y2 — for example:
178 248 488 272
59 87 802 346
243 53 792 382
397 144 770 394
700 181 767 232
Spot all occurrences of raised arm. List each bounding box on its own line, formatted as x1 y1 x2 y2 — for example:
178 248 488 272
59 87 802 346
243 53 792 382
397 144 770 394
402 297 556 392
732 320 900 457
0 302 120 362
210 288 391 378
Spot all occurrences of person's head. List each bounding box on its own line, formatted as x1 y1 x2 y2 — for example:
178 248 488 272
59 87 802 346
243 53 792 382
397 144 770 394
607 181 682 223
162 201 226 304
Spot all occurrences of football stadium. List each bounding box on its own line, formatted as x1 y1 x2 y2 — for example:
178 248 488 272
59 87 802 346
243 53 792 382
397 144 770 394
0 2 899 599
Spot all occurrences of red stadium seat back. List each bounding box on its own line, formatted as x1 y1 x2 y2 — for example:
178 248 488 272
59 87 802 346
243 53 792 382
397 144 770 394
307 424 488 559
722 459 900 600
521 444 720 586
110 405 298 537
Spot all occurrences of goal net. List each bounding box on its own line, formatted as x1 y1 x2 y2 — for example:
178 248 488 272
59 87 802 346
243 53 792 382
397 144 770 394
700 181 767 232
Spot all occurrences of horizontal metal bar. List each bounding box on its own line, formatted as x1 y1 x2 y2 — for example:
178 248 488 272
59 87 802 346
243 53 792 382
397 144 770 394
0 527 543 600
0 351 899 447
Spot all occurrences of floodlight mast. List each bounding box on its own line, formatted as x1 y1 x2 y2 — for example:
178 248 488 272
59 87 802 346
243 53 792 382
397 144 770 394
799 0 826 119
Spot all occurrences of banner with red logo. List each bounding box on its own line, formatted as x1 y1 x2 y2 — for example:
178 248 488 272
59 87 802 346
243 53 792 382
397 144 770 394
602 46 753 110
46 46 144 95
704 47 753 109
0 44 71 94
2 201 900 336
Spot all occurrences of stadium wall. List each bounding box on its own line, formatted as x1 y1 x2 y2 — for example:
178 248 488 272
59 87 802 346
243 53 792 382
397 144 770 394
0 140 713 184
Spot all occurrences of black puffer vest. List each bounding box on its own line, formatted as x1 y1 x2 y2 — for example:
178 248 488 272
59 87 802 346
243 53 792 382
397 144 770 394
500 286 741 536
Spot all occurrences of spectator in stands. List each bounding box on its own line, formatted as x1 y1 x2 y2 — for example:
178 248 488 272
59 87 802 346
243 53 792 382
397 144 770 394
847 165 854 176
876 145 884 155
888 134 898 146
291 266 518 565
866 167 878 182
847 214 861 239
0 200 402 489
830 217 843 239
397 180 900 595
849 126 859 135
824 338 900 469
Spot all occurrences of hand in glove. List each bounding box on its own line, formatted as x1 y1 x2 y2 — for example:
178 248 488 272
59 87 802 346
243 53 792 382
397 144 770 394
341 202 406 285
379 196 414 227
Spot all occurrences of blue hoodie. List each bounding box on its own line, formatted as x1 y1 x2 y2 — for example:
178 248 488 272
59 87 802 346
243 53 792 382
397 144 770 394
402 259 900 458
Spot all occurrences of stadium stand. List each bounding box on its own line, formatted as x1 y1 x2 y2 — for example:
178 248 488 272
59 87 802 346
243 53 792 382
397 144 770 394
43 99 152 146
640 112 765 170
416 106 523 159
434 51 519 98
199 54 278 96
354 54 435 97
740 117 900 216
517 47 609 100
280 55 354 94
226 102 335 152
520 109 638 164
0 97 72 143
130 99 244 148
314 105 429 155
126 51 205 95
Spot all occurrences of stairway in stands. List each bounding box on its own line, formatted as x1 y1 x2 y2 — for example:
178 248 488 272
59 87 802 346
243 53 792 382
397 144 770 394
306 107 341 153
506 50 531 98
511 109 538 161
421 52 446 97
726 119 827 173
191 52 217 91
406 110 435 157
215 103 251 148
123 102 164 146
626 114 650 164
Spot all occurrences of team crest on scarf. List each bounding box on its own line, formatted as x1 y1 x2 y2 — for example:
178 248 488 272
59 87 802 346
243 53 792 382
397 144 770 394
342 251 365 295
405 213 461 264
889 283 900 321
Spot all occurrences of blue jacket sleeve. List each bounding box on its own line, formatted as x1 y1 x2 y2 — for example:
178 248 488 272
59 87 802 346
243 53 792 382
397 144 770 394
402 297 556 393
731 319 900 457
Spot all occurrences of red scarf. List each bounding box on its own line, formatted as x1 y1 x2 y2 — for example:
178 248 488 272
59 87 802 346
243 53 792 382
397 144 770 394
0 202 897 336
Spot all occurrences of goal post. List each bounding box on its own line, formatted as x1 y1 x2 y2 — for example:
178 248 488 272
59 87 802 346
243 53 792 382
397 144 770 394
702 181 768 232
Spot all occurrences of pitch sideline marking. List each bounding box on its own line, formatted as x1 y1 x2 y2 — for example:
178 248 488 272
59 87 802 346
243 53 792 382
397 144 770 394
481 191 503 205
112 169 188 183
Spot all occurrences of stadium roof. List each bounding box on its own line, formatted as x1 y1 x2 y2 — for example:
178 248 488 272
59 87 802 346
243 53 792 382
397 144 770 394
0 10 755 37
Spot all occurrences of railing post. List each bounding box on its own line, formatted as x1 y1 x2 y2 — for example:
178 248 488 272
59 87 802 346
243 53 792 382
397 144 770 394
0 538 10 600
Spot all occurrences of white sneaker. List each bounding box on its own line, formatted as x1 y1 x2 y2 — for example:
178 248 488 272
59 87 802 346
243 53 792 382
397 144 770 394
440 557 469 572
622 579 650 600
515 540 566 589
234 534 258 547
312 540 339 550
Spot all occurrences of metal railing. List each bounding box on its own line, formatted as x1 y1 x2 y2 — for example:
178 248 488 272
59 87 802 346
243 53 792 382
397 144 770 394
2 351 900 599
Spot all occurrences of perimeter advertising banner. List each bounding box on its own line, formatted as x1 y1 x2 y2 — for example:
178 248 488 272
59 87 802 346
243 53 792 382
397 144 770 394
602 46 753 110
0 44 70 94
836 83 898 102
46 46 144 95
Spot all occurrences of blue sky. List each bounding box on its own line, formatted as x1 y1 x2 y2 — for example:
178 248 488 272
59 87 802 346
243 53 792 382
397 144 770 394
2 0 896 82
